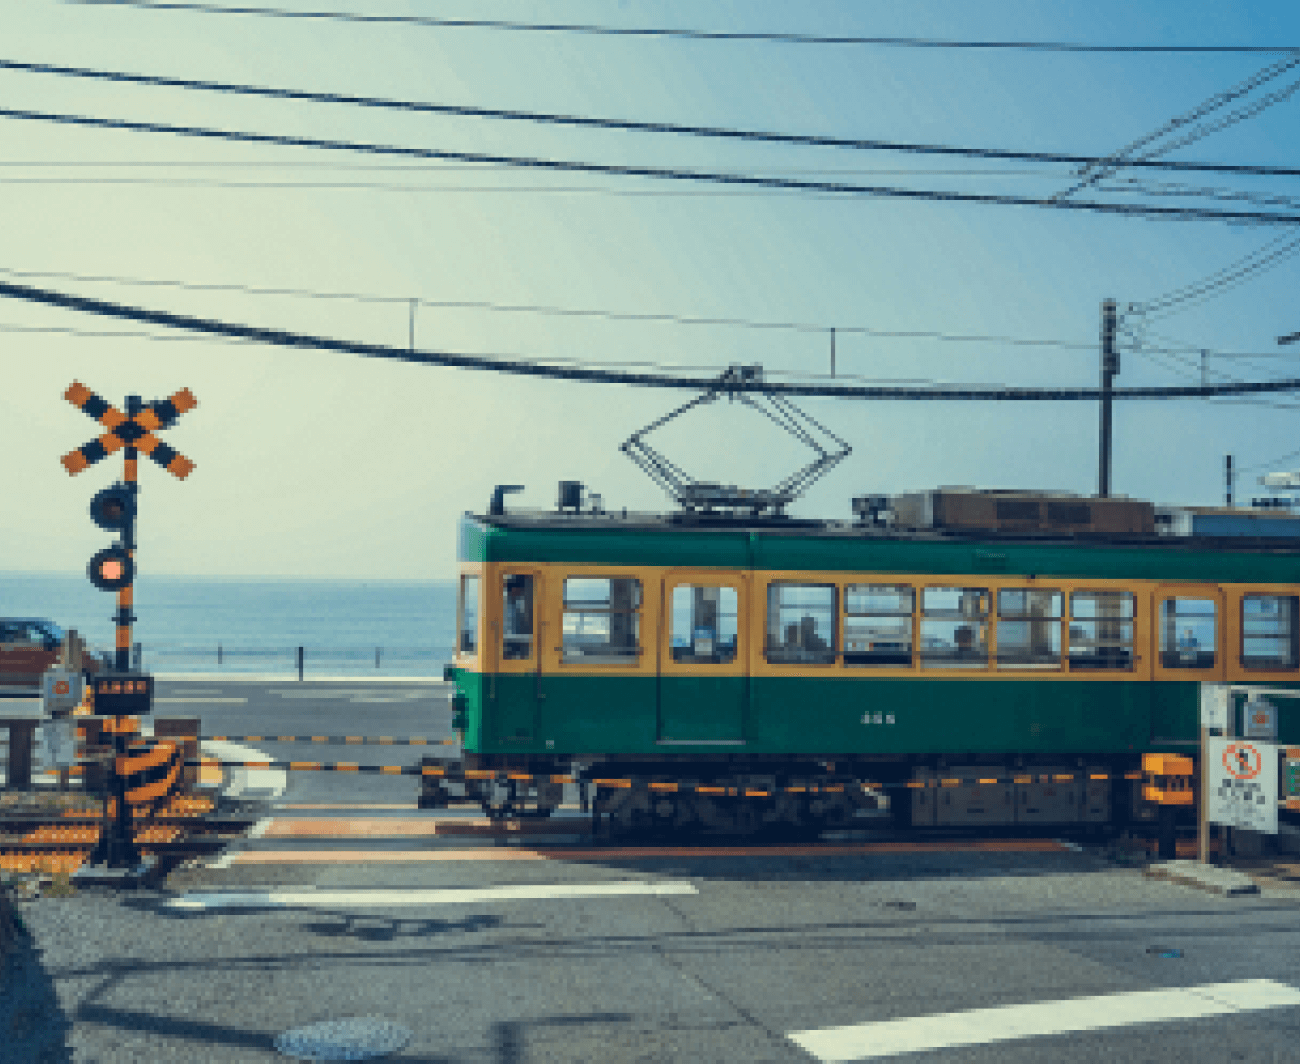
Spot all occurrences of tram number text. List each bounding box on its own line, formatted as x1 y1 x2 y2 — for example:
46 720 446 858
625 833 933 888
861 713 896 726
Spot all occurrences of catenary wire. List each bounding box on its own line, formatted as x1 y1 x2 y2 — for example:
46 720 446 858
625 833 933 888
65 3 1300 52
1129 331 1300 410
4 105 1300 224
1059 53 1300 197
6 277 1300 399
4 58 1300 179
1130 230 1300 318
1099 178 1300 212
0 265 1100 351
0 318 953 383
0 175 1072 197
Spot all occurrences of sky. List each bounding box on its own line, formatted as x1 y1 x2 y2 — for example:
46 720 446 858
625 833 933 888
3 0 1300 581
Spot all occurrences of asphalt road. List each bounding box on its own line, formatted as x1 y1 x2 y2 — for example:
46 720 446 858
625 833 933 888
4 678 1300 1063
148 676 456 806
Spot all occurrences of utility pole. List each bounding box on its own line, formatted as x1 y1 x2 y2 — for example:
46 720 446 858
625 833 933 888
1098 299 1118 498
1226 454 1234 507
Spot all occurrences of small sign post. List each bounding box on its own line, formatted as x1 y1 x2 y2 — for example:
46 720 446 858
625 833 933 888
1198 684 1229 863
1207 736 1279 835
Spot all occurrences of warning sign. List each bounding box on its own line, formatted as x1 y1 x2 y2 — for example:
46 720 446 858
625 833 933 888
1207 737 1278 834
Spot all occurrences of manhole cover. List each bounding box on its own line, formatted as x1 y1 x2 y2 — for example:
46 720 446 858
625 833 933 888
1145 947 1183 958
275 1017 412 1061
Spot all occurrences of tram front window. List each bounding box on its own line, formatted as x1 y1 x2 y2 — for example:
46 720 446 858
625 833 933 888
1241 594 1299 670
996 588 1062 669
766 583 836 664
920 587 989 669
844 584 913 667
1069 591 1135 670
502 574 535 660
1160 597 1216 669
671 585 738 663
457 574 480 655
562 577 641 664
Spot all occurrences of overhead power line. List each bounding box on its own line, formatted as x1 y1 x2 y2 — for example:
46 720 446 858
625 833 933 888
1132 230 1300 319
4 58 1299 180
0 265 1097 351
1058 53 1300 199
5 278 1300 400
69 2 1300 52
4 105 1300 225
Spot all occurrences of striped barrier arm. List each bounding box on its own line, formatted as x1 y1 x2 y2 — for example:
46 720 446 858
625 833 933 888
183 762 1147 793
199 735 456 745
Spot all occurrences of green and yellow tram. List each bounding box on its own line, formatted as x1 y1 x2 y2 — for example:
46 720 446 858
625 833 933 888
431 491 1300 837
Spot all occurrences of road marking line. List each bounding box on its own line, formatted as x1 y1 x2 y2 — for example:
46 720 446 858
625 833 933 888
155 697 248 703
214 840 1072 864
163 881 698 910
786 979 1300 1062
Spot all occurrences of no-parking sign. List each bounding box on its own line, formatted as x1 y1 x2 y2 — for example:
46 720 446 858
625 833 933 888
1207 737 1278 833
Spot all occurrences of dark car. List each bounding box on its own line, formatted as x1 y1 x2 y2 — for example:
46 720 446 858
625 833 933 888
0 619 104 692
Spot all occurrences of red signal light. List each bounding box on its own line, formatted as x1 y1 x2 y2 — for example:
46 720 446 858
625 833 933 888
89 546 134 592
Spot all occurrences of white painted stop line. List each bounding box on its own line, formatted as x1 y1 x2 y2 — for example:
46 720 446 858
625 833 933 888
163 881 698 910
787 979 1300 1061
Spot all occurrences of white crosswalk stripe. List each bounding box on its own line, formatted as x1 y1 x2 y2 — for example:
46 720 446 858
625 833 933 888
787 979 1300 1061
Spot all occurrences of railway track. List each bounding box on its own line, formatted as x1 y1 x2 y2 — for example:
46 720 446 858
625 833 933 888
0 795 1231 878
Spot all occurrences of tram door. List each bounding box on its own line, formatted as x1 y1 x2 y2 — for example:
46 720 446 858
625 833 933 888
1151 585 1226 739
656 574 747 744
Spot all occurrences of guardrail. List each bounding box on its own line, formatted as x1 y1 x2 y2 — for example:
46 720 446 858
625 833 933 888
130 643 453 678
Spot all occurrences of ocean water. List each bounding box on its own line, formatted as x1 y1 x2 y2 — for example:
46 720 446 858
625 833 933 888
0 572 456 677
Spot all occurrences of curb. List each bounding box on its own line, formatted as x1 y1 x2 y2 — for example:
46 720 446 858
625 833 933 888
1143 859 1261 896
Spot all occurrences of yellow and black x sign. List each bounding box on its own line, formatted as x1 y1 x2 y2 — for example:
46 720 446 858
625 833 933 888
62 381 197 478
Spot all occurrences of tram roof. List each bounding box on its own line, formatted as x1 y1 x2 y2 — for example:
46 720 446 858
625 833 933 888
459 510 1300 584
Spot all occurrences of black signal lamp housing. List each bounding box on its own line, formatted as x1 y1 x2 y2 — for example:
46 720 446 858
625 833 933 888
90 483 135 531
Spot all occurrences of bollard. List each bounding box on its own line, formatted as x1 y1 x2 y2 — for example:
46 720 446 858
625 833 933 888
1 720 36 790
217 644 222 667
297 646 304 681
1157 804 1178 861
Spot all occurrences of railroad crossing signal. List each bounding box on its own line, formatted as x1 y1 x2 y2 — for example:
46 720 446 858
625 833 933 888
62 381 197 479
60 381 194 872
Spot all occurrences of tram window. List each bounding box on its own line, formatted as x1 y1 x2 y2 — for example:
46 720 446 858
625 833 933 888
844 584 913 667
1159 597 1216 669
1241 594 1299 670
502 574 535 660
996 589 1062 669
561 577 641 664
670 585 739 664
457 574 480 655
920 587 989 669
766 583 836 664
1068 590 1135 670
